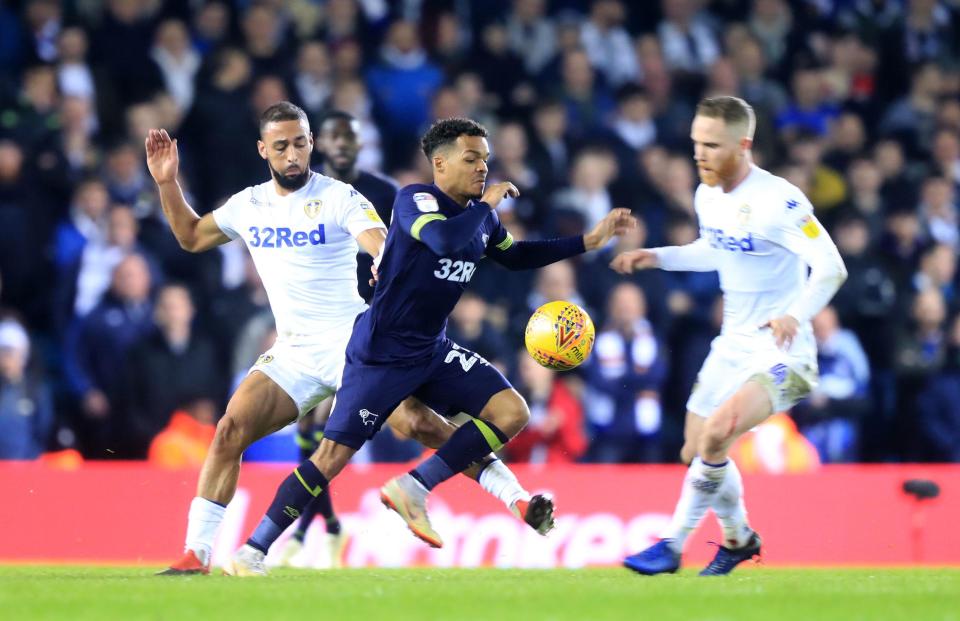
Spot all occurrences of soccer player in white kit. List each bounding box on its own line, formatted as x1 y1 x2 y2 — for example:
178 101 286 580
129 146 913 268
147 103 545 576
612 96 847 575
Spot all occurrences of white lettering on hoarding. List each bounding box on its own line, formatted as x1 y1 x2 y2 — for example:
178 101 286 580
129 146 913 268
213 488 671 569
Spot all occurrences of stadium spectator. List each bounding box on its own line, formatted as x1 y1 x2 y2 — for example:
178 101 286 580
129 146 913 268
21 0 61 66
879 206 927 290
830 214 899 371
291 41 332 116
0 139 53 322
57 95 100 181
605 84 658 162
731 34 788 121
240 3 289 78
930 127 960 187
914 313 960 462
365 20 443 169
583 282 666 463
447 292 511 372
913 243 957 312
179 47 258 208
879 63 944 156
554 48 615 138
505 0 557 76
507 350 587 463
0 318 53 459
918 176 959 249
776 69 840 139
88 0 163 110
63 253 154 458
150 19 200 116
893 287 949 460
52 178 109 275
552 146 618 234
189 1 231 57
69 205 160 320
786 131 847 215
526 98 574 195
657 0 720 76
793 306 871 463
465 21 529 116
147 397 217 468
840 158 887 238
55 26 96 103
580 0 639 88
488 121 545 229
121 283 223 458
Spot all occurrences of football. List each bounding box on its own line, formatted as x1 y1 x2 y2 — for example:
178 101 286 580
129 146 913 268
524 300 596 371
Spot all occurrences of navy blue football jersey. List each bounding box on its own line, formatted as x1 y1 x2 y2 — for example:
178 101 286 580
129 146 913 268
345 183 514 365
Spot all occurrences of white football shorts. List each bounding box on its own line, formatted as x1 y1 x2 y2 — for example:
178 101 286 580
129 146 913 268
687 335 819 418
248 327 353 419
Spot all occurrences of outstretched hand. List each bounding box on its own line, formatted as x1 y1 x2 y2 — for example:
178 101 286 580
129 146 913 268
609 249 659 273
145 128 180 185
584 208 637 251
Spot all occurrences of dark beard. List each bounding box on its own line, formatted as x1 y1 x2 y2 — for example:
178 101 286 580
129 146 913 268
269 163 310 190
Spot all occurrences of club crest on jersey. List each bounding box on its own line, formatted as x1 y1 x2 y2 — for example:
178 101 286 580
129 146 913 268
413 192 439 213
255 354 274 366
358 409 378 426
738 204 751 225
303 199 323 218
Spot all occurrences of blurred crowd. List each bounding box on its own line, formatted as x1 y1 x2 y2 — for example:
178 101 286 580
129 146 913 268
1 0 959 465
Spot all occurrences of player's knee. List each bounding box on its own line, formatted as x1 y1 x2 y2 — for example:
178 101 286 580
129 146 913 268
699 411 737 455
499 396 530 437
211 415 248 457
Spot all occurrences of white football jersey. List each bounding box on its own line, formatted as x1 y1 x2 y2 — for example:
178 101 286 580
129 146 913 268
655 164 845 364
213 171 386 341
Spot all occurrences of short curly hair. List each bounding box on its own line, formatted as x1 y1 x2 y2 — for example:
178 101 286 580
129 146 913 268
259 101 309 135
420 117 488 158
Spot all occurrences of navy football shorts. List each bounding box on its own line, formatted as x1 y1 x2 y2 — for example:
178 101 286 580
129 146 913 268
324 339 512 449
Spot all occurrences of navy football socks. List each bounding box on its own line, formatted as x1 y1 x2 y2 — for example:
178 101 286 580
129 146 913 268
292 487 341 541
247 460 328 553
410 419 509 491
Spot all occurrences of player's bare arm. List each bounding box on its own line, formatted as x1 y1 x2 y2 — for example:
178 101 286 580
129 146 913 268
355 227 387 285
584 208 636 251
355 227 387 257
145 128 231 253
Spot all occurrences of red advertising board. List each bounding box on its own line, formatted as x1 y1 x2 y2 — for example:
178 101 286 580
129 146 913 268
1 463 957 567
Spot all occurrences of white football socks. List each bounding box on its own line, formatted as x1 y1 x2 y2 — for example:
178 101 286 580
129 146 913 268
478 459 530 511
712 458 753 548
662 458 728 554
184 496 226 565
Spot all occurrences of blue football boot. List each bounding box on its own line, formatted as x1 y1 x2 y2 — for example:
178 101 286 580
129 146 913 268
699 531 762 576
623 539 681 575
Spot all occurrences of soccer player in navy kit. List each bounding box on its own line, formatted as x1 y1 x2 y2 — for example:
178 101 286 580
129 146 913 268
278 111 555 568
232 118 634 560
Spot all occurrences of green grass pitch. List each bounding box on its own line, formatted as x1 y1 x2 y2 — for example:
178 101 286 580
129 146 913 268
2 566 959 621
